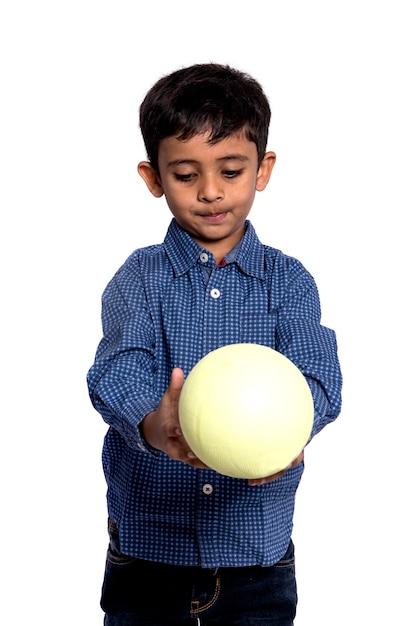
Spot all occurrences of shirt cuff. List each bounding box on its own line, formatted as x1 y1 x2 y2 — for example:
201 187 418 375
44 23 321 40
136 420 160 456
122 399 160 455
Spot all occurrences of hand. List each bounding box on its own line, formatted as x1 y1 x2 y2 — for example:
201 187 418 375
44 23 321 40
141 368 209 469
247 451 305 486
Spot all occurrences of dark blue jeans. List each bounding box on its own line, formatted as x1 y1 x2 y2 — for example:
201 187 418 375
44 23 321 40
101 520 297 625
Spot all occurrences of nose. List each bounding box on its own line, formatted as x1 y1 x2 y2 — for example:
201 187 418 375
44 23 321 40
197 174 224 203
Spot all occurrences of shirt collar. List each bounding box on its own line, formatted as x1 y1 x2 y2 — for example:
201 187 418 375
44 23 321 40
164 218 265 280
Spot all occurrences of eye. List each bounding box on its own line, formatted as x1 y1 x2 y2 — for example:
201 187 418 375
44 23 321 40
173 173 195 182
223 169 243 179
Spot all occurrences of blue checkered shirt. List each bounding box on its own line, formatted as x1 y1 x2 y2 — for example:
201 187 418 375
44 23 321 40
87 219 342 567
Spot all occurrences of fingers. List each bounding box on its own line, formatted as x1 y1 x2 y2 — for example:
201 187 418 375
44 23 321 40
248 450 305 486
290 451 304 467
165 432 209 469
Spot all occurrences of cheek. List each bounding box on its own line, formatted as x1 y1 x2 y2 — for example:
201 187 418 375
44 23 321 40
163 190 191 215
237 186 257 209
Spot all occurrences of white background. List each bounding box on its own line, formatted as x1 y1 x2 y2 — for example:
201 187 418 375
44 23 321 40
1 1 417 624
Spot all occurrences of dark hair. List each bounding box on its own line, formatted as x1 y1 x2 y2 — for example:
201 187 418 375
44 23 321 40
139 63 271 172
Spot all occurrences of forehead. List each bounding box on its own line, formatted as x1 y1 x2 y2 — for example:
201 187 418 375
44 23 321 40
158 131 258 167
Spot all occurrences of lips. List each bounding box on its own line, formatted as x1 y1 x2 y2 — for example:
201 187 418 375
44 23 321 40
200 212 228 223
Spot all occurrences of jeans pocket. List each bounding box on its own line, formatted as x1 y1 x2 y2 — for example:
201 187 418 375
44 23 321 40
273 540 295 571
101 520 142 613
106 519 137 566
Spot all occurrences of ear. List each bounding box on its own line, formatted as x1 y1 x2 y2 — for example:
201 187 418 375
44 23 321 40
255 151 276 191
137 161 164 197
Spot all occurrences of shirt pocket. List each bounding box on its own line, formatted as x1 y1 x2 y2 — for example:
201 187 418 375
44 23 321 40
239 313 277 348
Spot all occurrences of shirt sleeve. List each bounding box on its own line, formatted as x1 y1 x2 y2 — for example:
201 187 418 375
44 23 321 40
274 257 343 438
87 259 161 452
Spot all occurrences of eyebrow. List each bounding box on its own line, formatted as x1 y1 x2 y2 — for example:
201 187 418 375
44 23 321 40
167 154 250 167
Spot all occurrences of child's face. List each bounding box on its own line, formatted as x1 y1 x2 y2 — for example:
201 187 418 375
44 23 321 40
138 131 275 262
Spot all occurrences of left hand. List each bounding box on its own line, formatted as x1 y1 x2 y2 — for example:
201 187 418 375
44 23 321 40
247 451 305 486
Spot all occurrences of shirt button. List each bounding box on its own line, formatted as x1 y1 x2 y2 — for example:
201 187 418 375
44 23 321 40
210 288 220 299
203 483 213 495
200 252 209 263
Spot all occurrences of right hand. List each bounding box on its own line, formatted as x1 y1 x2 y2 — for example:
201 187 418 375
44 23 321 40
141 368 209 469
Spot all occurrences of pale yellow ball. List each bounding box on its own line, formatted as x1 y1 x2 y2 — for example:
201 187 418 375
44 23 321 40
178 343 314 479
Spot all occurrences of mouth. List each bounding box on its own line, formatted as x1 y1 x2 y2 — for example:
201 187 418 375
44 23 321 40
199 211 228 223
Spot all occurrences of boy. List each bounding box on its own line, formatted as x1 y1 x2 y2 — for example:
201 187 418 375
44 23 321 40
87 63 343 625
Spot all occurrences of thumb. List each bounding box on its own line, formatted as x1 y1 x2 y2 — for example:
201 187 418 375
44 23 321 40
168 367 184 398
166 368 184 437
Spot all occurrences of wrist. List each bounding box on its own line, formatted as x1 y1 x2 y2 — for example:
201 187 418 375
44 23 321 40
139 411 160 452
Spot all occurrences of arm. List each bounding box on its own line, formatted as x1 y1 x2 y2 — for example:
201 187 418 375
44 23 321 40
275 258 343 438
87 265 161 450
